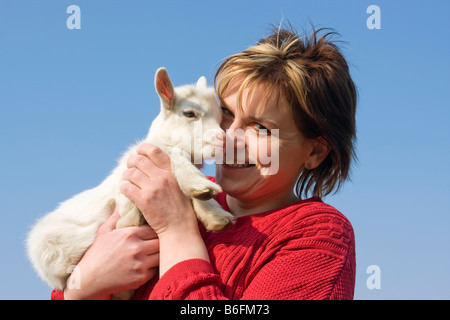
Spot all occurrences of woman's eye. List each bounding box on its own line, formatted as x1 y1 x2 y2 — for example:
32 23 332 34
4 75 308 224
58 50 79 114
221 107 234 117
254 123 271 134
183 110 197 118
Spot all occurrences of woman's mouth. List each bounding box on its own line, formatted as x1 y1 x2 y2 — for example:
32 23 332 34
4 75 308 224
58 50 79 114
223 163 256 169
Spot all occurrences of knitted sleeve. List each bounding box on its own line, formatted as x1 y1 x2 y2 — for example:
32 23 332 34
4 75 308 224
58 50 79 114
149 259 226 300
51 289 64 300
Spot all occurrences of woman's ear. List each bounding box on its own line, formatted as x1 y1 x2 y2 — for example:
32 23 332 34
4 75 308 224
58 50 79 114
305 137 331 169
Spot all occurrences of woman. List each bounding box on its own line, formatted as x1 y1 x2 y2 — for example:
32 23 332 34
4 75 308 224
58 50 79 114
56 26 357 300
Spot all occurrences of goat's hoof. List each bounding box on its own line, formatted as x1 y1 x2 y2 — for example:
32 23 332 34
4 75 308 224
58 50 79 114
191 188 218 200
204 215 235 232
210 219 234 232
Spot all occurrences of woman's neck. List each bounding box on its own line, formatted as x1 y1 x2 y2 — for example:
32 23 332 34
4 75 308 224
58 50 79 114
226 191 299 218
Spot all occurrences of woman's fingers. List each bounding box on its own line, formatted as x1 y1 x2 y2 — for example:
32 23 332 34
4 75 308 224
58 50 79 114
142 240 160 260
121 157 152 203
126 144 171 179
97 209 121 234
122 143 194 236
137 143 172 171
121 143 172 209
127 154 152 177
131 225 158 241
122 167 147 190
122 145 164 194
142 252 160 269
120 181 141 205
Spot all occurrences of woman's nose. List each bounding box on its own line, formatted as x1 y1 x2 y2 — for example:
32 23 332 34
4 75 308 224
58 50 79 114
224 122 247 150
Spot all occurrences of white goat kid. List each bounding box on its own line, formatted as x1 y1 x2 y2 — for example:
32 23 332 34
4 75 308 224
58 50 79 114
26 68 234 298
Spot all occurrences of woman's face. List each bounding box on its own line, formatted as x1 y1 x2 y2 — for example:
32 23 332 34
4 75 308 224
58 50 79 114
215 79 315 205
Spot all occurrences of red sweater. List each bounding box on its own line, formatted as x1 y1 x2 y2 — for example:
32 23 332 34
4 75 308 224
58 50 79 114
52 188 355 300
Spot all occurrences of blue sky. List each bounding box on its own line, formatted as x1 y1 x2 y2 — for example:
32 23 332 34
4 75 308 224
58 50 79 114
1 0 449 299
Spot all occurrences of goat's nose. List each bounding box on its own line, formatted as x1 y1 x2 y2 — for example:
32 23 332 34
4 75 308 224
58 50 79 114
204 128 225 147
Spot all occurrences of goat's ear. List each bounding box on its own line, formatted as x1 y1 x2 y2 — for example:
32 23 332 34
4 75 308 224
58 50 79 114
196 76 207 89
155 67 176 109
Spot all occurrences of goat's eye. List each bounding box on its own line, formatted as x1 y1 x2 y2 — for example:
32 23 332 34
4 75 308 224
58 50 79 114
183 111 197 118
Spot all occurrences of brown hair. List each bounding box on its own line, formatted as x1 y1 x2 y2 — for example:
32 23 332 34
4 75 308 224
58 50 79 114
215 25 357 198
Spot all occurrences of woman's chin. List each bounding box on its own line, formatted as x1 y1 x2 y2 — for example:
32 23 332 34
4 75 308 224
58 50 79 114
216 164 260 195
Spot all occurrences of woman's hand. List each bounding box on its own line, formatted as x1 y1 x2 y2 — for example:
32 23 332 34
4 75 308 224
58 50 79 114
120 143 198 235
120 143 210 277
64 210 159 300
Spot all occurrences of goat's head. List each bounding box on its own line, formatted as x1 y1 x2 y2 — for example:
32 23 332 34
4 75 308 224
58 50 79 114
151 67 224 165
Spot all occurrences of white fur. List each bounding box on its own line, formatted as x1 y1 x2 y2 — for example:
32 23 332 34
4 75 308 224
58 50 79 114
26 68 234 298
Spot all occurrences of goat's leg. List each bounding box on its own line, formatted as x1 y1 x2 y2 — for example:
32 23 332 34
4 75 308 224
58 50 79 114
115 193 146 228
192 198 234 231
169 148 222 200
